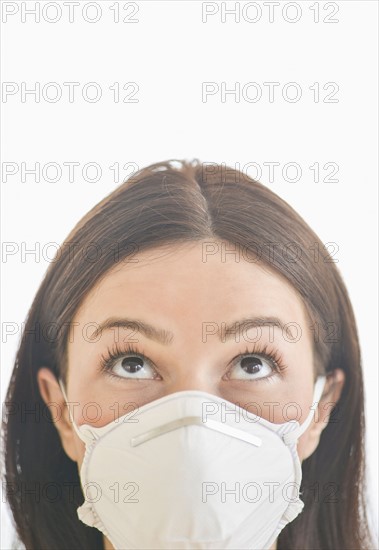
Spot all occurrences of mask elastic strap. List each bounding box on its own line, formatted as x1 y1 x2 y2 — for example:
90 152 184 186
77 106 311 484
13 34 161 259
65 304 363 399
282 375 327 445
58 377 87 442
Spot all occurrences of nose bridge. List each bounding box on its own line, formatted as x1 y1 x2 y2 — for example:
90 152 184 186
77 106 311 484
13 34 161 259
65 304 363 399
161 320 227 396
166 366 220 395
161 347 223 396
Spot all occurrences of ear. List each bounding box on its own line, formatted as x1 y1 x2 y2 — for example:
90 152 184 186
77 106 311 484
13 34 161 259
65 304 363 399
299 368 345 461
37 367 81 463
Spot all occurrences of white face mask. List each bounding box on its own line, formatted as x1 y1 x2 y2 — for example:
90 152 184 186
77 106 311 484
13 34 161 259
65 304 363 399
58 376 326 550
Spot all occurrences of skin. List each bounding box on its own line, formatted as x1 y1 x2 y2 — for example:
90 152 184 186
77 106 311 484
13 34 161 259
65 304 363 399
37 240 345 550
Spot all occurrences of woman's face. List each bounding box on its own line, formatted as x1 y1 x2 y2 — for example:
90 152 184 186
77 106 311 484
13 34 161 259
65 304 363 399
38 238 343 486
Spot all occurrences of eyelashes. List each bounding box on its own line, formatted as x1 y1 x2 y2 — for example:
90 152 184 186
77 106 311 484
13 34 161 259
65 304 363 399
235 343 287 371
227 343 288 383
99 343 152 380
99 343 143 367
98 341 288 383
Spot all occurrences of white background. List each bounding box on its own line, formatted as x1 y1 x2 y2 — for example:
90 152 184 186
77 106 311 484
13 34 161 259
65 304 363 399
1 1 378 548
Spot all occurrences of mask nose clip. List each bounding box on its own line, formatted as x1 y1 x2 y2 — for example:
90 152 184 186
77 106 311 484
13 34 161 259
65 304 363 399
129 415 262 448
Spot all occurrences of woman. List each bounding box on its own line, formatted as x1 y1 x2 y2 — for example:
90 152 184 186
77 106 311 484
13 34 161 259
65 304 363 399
1 159 375 549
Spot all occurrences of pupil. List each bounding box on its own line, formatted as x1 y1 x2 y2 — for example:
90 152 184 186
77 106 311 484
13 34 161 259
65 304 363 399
121 357 143 373
241 356 262 375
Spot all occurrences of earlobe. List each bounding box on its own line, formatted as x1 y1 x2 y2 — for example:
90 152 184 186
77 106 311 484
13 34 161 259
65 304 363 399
37 367 80 462
319 368 345 425
300 369 345 461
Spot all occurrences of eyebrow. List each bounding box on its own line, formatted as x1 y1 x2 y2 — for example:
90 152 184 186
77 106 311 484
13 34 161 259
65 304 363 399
89 315 294 343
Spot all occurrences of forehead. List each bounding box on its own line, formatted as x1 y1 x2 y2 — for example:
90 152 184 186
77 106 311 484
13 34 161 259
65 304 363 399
72 240 309 329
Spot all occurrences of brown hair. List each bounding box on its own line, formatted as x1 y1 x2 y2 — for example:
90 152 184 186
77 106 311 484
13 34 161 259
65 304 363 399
1 159 375 549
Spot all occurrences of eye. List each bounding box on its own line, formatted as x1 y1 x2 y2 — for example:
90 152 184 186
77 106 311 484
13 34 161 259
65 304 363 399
99 343 288 383
99 343 160 381
225 344 287 382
